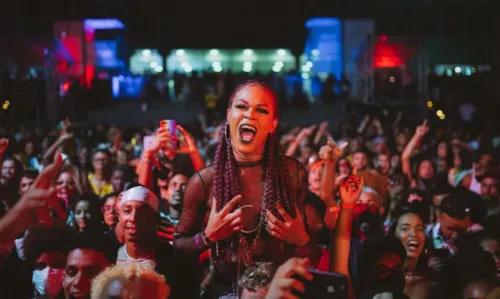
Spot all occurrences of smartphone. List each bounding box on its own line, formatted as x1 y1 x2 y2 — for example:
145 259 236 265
159 120 177 151
300 269 349 299
143 135 154 152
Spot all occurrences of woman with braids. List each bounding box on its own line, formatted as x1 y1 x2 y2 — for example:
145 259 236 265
173 81 320 298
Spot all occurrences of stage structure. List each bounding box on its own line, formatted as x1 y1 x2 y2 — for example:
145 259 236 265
53 18 127 87
165 49 296 74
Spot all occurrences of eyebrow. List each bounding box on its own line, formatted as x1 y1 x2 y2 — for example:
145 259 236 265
235 99 269 108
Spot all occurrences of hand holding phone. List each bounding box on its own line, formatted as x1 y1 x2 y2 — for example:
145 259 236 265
301 269 349 299
265 258 312 299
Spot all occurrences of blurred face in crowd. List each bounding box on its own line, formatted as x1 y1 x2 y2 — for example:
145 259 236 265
92 152 111 174
418 160 434 180
396 133 408 148
349 138 362 153
437 212 469 244
337 158 351 176
1 159 16 181
33 250 67 297
226 84 278 156
481 177 499 197
19 175 36 196
391 154 401 170
361 252 405 294
480 238 500 278
78 148 89 166
166 174 188 207
352 152 369 171
111 170 126 193
475 154 493 175
56 172 76 200
394 213 426 260
74 200 92 232
308 166 322 195
63 249 110 299
437 142 448 159
115 150 128 166
358 191 383 214
376 154 390 175
119 201 158 243
102 196 117 228
25 141 35 157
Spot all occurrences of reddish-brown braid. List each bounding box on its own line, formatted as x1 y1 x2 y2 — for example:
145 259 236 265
212 81 294 272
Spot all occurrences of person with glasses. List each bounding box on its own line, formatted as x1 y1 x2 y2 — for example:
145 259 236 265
88 150 113 197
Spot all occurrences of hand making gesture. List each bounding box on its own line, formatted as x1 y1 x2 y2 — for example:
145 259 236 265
415 119 429 138
266 203 310 247
204 195 243 242
339 165 364 206
319 140 348 162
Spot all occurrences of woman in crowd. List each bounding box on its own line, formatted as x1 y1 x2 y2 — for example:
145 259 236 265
174 81 321 298
389 203 440 298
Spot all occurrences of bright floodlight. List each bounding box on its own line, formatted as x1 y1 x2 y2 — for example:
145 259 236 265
155 66 163 72
243 49 253 56
213 66 222 73
274 61 284 68
212 61 221 68
311 49 320 56
184 66 192 73
176 49 185 56
454 66 462 73
277 49 286 56
243 61 252 68
272 65 282 72
305 61 313 68
181 62 190 68
149 61 158 68
209 49 219 56
142 49 151 56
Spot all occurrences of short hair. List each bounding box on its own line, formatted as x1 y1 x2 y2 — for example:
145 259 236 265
67 231 117 263
21 168 39 179
239 262 277 292
439 193 471 220
23 223 72 263
91 262 170 299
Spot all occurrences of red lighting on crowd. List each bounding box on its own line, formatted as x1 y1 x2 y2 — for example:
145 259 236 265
380 35 388 41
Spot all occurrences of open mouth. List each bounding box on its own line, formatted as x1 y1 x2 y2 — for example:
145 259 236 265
238 124 257 144
406 240 420 252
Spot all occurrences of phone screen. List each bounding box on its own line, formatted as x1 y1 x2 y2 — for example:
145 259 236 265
301 269 349 299
143 135 154 152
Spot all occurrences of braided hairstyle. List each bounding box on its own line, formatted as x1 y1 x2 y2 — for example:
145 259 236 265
212 81 295 271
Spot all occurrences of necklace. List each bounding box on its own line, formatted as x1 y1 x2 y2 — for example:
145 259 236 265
239 205 261 234
235 159 263 167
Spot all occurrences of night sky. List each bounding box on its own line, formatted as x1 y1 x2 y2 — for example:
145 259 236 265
0 0 496 53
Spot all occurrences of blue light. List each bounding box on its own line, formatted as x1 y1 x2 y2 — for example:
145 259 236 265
84 19 125 30
305 18 341 29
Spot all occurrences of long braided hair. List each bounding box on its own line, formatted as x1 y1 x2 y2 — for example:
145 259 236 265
212 81 295 272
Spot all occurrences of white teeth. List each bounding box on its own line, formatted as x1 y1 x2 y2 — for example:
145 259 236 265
408 240 419 247
240 124 256 133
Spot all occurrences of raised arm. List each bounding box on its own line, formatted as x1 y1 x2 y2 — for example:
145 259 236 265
401 120 429 182
331 166 363 292
173 170 211 255
319 141 348 229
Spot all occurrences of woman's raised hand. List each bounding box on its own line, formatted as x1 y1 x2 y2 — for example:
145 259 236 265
146 127 177 159
319 141 347 162
176 125 197 154
415 119 429 137
266 204 310 247
339 165 364 206
204 195 243 242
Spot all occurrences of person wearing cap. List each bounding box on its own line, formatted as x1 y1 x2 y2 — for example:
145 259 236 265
116 186 196 299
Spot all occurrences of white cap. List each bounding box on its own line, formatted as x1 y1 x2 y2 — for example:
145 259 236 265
120 186 159 212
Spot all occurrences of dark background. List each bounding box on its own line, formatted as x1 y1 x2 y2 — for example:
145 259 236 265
0 0 497 55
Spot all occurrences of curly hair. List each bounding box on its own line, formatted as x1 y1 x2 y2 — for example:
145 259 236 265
212 81 294 272
239 262 277 292
91 262 170 299
23 223 72 264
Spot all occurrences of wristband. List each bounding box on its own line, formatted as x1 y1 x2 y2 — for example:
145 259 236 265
341 203 355 209
200 231 211 246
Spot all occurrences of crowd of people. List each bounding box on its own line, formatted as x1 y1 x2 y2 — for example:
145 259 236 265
0 80 499 299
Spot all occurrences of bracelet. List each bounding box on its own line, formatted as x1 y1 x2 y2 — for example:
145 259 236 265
341 203 355 209
200 231 211 246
